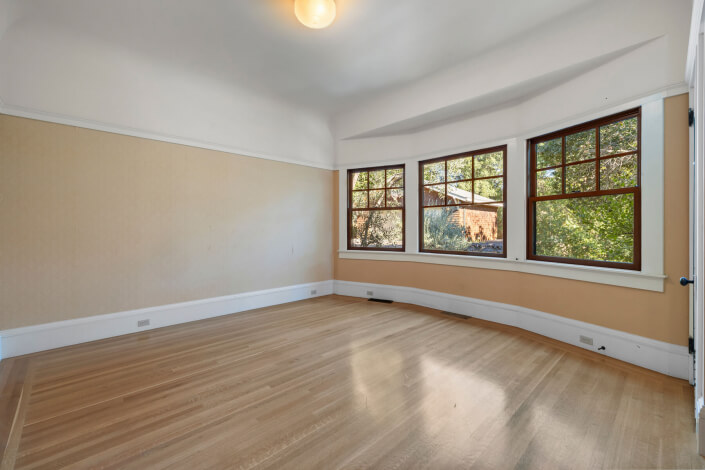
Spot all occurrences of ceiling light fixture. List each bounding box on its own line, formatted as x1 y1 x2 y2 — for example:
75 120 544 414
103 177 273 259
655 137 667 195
294 0 336 29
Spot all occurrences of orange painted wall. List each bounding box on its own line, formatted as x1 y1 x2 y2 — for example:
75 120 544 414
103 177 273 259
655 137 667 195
334 94 691 346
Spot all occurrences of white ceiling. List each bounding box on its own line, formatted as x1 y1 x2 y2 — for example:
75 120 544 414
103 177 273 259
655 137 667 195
3 0 596 115
0 0 691 168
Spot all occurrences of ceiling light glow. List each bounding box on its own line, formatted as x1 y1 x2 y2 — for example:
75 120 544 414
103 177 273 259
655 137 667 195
294 0 336 29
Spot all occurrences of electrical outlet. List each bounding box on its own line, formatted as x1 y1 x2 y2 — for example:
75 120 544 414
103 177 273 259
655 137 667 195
366 290 374 296
579 335 593 346
310 289 317 295
137 319 150 328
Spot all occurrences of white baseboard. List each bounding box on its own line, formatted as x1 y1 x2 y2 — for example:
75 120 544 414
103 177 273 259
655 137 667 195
0 279 689 381
334 280 690 380
0 281 333 360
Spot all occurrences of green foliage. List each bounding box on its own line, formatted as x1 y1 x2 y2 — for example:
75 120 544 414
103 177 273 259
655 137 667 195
423 208 469 251
351 209 402 248
474 151 503 177
423 207 503 254
352 191 367 208
600 155 637 189
566 129 595 163
600 117 638 156
474 177 503 201
350 179 403 248
565 162 595 193
386 168 403 187
536 138 562 168
352 171 368 190
496 206 504 239
533 115 639 264
369 189 385 208
537 168 562 196
369 170 385 189
423 161 445 184
535 194 634 263
447 157 472 181
386 188 404 207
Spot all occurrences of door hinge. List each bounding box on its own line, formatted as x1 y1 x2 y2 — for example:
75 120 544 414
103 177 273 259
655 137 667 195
690 337 695 355
689 108 695 127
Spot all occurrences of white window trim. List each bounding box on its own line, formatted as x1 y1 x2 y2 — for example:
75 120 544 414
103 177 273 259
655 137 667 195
338 93 668 292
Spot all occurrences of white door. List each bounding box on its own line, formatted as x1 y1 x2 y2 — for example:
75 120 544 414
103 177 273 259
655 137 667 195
690 29 705 424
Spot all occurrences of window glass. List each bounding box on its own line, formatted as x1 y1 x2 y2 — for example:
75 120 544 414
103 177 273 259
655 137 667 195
420 146 506 257
536 138 562 169
348 166 405 250
528 109 640 269
566 129 596 163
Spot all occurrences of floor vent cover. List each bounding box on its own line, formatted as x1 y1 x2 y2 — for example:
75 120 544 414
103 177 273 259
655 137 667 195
368 298 393 304
440 311 469 320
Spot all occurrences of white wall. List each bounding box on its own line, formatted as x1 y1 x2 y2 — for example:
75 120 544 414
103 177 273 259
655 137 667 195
334 0 691 167
0 19 335 169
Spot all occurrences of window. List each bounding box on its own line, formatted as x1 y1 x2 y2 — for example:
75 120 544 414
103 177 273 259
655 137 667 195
348 165 405 251
527 108 641 270
419 146 507 257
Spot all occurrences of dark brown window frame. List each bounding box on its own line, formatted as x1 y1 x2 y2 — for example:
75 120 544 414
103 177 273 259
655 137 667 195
347 164 406 252
527 107 642 270
419 145 508 258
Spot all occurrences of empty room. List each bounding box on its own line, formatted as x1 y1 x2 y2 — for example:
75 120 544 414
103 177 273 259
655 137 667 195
3 0 705 468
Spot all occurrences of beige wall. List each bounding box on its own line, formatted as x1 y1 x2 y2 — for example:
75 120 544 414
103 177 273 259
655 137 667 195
0 94 691 346
335 94 691 346
0 115 333 330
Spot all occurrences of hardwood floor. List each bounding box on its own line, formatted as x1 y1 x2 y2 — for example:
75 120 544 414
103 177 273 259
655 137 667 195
0 295 702 469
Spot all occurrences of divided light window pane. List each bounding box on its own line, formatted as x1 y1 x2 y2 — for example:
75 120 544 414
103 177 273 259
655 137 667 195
565 162 595 193
566 129 595 163
600 154 638 189
536 168 562 196
600 117 638 156
447 157 473 181
536 138 562 168
423 161 445 184
528 108 641 269
474 151 504 178
348 165 405 251
420 146 507 257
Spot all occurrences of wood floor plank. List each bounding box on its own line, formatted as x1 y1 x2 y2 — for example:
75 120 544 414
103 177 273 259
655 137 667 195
0 359 32 470
0 360 29 455
0 295 702 469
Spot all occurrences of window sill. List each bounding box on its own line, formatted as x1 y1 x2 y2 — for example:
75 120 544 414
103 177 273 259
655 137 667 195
337 250 666 292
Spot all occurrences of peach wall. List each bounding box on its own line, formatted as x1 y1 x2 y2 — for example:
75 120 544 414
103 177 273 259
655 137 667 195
0 95 690 347
335 94 691 346
0 115 333 330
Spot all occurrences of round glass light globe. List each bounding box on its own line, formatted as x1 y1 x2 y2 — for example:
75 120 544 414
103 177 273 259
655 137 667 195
294 0 336 29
